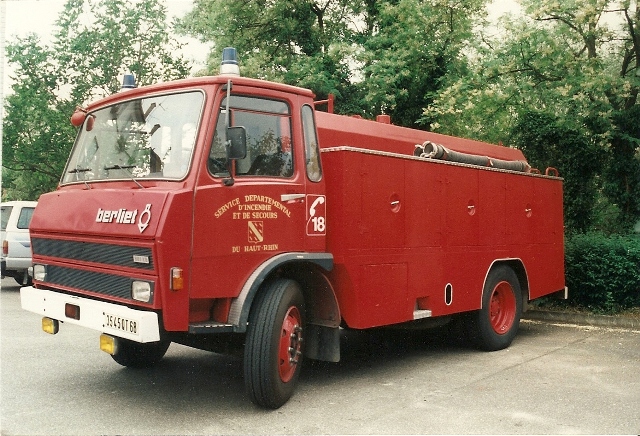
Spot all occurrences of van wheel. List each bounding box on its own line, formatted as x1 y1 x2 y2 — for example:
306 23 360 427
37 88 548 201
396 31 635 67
111 338 170 368
468 265 522 351
244 279 305 409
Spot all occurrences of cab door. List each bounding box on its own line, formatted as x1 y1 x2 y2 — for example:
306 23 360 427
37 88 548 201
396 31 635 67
191 89 310 299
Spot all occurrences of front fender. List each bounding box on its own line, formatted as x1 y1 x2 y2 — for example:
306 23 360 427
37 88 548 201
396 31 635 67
227 252 333 332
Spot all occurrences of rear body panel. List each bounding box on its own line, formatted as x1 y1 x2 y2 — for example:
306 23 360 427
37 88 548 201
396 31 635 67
321 146 564 329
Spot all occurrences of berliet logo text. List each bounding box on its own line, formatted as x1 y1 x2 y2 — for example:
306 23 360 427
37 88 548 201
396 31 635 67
96 208 138 224
96 204 152 233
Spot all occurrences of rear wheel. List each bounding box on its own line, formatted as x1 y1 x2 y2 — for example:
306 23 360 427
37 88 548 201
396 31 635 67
111 338 170 368
468 265 522 351
244 279 305 409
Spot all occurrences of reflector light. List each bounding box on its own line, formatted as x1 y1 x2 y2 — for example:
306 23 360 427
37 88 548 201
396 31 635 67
100 334 118 355
65 303 80 320
42 317 59 335
170 267 183 291
2 240 7 256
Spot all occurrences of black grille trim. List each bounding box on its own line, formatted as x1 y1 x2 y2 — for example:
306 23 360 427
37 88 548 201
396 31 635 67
44 265 154 300
32 238 154 270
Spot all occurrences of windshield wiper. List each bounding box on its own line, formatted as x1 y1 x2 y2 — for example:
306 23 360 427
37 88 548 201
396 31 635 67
103 164 144 189
68 167 92 173
104 164 136 171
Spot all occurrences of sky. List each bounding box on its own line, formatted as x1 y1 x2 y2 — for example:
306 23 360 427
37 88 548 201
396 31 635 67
1 0 520 98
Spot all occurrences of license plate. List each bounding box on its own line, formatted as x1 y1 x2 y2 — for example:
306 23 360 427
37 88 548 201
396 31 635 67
104 313 138 335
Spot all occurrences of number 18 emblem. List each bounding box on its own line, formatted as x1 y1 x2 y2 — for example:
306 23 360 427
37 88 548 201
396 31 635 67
306 195 326 236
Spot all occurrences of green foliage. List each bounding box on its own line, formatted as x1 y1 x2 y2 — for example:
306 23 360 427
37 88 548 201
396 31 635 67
178 0 487 124
425 0 640 234
564 233 640 313
2 35 76 200
2 0 190 201
178 0 363 112
603 106 640 231
54 0 190 103
359 0 484 127
510 111 604 233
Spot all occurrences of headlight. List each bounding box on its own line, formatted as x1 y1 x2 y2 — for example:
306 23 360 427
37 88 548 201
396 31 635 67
33 264 47 281
131 281 152 303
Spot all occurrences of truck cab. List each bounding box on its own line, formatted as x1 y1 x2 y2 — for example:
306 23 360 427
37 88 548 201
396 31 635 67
22 59 338 408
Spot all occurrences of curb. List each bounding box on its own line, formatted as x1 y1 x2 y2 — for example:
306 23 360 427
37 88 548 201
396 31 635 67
523 309 640 330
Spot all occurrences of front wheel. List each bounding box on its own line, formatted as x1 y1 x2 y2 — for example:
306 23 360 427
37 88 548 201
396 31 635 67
110 338 171 368
244 278 305 409
14 271 32 286
468 265 522 351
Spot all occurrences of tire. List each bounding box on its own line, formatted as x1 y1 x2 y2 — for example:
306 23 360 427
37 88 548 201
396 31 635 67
244 279 305 409
111 338 171 368
14 271 32 286
467 265 522 351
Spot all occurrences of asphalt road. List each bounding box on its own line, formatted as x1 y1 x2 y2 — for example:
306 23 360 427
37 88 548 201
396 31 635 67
2 277 639 435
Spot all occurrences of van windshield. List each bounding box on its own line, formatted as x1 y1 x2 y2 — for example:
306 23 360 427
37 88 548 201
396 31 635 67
63 91 204 184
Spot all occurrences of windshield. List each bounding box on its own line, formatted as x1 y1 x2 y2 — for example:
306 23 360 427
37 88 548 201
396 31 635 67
63 91 204 184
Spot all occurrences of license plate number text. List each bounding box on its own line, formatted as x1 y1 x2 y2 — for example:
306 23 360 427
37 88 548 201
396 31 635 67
104 313 138 335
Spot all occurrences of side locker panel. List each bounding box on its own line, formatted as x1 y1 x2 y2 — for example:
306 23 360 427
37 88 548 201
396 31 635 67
506 176 535 247
360 154 405 249
444 166 479 247
479 171 507 248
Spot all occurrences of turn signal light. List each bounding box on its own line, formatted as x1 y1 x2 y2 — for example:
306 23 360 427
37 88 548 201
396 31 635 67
100 334 118 355
42 317 59 335
170 267 183 291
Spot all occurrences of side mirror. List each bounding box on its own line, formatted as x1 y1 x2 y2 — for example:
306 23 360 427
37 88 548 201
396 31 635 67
226 126 247 160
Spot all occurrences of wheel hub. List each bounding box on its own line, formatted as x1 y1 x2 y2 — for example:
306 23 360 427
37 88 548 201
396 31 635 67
278 306 303 382
489 281 517 335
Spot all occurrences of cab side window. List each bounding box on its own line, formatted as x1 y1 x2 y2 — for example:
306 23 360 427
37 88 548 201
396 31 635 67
209 96 293 178
302 105 322 182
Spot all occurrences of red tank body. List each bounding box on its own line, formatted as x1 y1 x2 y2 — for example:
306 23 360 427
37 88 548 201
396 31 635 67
21 63 565 409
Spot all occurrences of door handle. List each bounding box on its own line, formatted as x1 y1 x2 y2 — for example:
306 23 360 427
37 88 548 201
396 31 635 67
281 193 305 202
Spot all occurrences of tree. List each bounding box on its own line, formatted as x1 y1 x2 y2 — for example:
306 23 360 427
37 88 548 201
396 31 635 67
178 0 364 112
359 0 486 127
2 35 76 201
177 0 489 122
425 0 640 233
2 0 191 201
54 0 190 102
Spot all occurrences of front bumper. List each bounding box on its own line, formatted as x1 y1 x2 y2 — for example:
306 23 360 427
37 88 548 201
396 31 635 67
20 286 161 343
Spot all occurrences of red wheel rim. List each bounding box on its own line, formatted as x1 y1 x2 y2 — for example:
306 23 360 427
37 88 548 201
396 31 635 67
278 306 303 383
489 281 516 335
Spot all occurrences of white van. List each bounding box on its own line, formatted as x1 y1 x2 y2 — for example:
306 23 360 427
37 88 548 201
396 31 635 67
1 201 37 285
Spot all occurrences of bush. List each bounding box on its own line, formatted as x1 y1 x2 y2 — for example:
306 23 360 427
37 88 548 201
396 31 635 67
564 233 640 313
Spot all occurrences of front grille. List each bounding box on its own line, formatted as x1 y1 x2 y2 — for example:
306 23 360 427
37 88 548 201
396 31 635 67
45 265 144 299
32 238 154 270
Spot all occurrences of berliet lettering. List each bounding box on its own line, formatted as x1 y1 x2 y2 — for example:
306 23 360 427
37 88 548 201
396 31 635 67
96 204 152 233
96 208 138 224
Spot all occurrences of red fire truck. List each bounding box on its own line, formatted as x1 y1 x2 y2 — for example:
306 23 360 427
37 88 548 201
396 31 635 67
21 48 566 408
